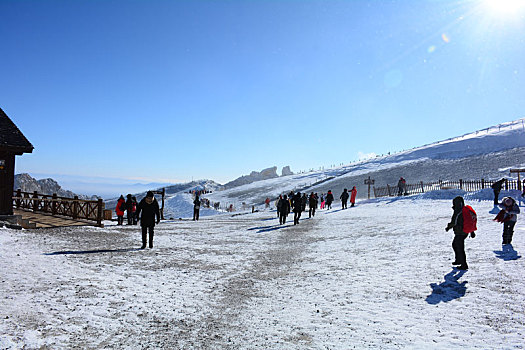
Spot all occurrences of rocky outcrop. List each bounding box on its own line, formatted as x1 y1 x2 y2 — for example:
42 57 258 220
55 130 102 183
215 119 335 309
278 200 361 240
14 173 95 199
224 166 279 189
281 166 293 176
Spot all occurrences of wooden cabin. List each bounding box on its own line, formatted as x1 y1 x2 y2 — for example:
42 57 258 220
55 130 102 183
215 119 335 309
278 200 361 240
0 108 34 215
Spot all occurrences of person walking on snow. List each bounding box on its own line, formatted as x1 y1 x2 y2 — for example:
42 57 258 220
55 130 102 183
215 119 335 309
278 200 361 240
491 178 506 206
325 190 334 210
350 186 357 207
125 194 134 225
496 197 520 245
278 195 290 225
320 194 325 209
292 192 302 225
115 195 126 225
340 189 349 209
397 177 407 196
309 192 318 218
136 191 161 249
193 194 201 221
445 196 473 270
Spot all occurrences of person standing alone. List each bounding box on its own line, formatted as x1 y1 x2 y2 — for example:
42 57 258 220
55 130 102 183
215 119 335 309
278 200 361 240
491 178 506 206
136 191 161 249
445 196 473 270
193 194 201 221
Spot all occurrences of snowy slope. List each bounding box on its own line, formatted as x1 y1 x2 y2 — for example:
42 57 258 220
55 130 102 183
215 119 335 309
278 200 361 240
203 119 525 211
1 189 524 349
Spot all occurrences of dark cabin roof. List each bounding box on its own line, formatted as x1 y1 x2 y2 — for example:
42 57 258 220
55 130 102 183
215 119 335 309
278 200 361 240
0 108 34 155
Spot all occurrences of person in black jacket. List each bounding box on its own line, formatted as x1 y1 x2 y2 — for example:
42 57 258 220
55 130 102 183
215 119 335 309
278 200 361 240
278 195 290 225
125 194 134 225
491 178 505 206
292 192 302 225
445 196 469 270
193 194 201 221
340 189 349 209
325 190 334 210
136 191 161 249
309 192 318 218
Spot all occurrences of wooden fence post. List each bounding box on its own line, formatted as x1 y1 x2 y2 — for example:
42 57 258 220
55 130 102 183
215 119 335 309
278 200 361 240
32 191 39 212
459 179 463 190
373 186 377 198
481 179 485 189
504 179 508 190
420 181 424 193
73 196 79 220
387 184 391 196
52 193 58 215
96 198 104 227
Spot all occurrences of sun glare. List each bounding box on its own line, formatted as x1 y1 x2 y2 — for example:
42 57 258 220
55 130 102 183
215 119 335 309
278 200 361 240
483 0 525 15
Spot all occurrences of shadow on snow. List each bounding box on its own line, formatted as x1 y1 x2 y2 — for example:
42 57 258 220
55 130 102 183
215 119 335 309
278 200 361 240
44 248 141 255
494 244 521 261
425 268 467 305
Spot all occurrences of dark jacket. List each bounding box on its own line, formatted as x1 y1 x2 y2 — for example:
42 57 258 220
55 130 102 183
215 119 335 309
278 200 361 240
491 179 505 192
309 194 318 208
194 196 201 208
326 192 334 205
447 196 465 235
125 195 133 211
136 197 160 227
340 191 349 202
292 193 302 213
278 198 290 214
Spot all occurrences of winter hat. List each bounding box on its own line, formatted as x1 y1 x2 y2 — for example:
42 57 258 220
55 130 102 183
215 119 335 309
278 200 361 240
452 196 464 210
504 197 513 206
146 191 154 198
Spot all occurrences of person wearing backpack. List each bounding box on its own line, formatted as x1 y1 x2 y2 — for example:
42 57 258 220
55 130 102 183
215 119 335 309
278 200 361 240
496 197 520 245
445 196 476 270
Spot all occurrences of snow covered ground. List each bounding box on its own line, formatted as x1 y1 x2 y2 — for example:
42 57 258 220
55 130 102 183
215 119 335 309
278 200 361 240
2 190 524 349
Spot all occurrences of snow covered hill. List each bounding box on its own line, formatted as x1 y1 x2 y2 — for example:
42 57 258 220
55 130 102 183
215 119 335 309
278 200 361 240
203 119 525 212
106 119 524 219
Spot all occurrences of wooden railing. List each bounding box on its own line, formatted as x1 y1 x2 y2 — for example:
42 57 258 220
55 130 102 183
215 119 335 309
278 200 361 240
373 179 522 198
12 190 105 227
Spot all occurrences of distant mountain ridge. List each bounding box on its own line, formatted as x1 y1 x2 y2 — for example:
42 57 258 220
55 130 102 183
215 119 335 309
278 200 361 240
14 173 98 200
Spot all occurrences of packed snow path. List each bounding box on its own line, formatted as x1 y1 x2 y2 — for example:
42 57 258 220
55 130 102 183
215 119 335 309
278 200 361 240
1 198 524 349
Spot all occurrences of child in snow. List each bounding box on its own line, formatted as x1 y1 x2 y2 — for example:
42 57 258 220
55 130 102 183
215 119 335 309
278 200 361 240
445 196 474 270
495 197 520 245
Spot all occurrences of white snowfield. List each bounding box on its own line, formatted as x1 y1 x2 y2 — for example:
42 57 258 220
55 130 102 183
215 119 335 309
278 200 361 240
1 190 524 349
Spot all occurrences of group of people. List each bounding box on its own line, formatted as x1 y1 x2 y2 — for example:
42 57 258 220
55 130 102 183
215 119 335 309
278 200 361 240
115 194 139 226
116 192 160 249
275 187 358 225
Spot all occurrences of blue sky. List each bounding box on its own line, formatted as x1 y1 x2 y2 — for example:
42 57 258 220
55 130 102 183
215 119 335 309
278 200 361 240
2 0 524 186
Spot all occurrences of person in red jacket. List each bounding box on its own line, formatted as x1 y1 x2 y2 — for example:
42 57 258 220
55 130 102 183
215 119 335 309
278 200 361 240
350 186 357 207
115 195 125 225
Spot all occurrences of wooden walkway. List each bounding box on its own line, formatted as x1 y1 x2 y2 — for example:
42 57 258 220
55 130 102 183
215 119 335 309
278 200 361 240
13 209 96 229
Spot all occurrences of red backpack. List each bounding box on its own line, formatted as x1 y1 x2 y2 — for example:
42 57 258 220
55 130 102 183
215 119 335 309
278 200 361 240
462 205 477 233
